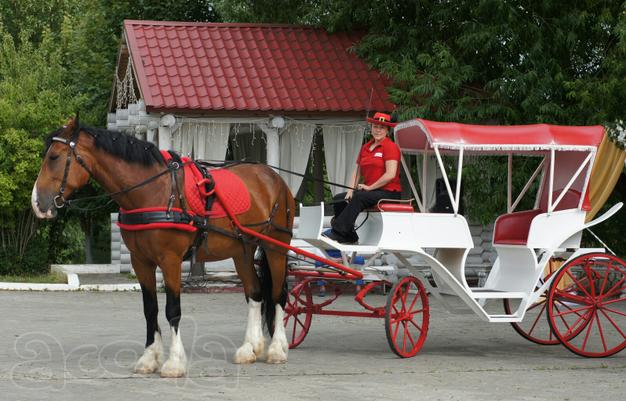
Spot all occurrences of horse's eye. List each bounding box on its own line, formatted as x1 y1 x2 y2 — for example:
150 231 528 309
49 154 60 161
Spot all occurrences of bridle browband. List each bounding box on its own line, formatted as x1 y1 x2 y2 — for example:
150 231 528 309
50 124 95 208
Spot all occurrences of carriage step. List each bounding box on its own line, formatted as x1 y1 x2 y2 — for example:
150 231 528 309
485 315 523 323
469 290 526 299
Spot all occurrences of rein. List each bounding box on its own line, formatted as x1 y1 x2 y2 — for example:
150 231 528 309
50 127 357 212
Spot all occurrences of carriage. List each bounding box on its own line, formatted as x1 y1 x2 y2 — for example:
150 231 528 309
282 119 626 358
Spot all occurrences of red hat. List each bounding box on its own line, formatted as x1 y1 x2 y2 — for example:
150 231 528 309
367 112 397 128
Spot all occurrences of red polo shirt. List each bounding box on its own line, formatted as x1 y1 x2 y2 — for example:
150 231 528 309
357 137 402 192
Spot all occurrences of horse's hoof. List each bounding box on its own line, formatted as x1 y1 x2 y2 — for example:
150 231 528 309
252 338 265 358
134 361 160 374
134 337 163 374
233 343 257 364
265 342 288 364
160 360 187 378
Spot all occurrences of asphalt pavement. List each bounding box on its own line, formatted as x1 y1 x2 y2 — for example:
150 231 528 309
0 291 624 401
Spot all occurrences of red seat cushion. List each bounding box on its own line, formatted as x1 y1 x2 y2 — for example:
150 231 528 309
374 203 414 212
493 209 542 245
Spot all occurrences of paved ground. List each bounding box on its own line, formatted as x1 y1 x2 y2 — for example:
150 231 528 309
0 291 624 401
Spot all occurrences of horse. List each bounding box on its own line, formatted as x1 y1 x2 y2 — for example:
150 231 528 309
31 117 295 377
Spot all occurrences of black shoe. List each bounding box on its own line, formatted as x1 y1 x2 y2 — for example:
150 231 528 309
322 229 358 244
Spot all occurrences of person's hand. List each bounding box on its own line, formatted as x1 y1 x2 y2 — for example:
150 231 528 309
345 189 353 200
357 184 371 191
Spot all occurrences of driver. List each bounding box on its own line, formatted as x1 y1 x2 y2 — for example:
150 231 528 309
323 112 402 244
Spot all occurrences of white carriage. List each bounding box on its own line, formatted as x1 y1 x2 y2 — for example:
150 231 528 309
285 119 626 358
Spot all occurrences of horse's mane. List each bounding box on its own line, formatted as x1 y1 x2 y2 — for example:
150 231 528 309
45 126 165 167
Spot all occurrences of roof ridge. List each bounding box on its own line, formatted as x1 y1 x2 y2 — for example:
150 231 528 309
124 20 321 30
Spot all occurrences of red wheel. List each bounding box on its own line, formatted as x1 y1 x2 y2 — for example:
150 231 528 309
547 253 626 357
385 276 429 358
283 279 313 349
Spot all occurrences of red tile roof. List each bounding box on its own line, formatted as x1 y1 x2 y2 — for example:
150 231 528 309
124 20 394 114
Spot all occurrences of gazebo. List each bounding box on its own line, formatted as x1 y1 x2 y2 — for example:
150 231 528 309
108 20 394 198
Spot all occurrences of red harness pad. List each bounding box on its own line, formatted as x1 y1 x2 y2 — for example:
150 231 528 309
181 158 251 218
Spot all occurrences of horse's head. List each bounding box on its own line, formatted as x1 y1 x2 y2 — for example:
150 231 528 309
31 117 94 219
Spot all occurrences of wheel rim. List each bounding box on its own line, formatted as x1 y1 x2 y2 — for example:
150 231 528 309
547 253 626 357
283 279 313 349
385 276 429 358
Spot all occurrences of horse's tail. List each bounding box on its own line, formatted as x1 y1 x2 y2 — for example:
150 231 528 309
256 247 287 335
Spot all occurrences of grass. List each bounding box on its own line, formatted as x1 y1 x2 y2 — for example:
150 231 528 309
0 271 66 284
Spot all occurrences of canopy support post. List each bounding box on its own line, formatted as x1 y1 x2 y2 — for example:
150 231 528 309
434 146 458 214
455 148 464 216
401 155 425 212
548 149 555 214
507 153 513 213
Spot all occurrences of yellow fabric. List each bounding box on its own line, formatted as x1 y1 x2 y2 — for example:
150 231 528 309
586 134 626 222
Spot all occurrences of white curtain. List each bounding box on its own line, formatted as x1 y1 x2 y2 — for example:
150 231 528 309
322 125 364 196
172 122 230 160
279 122 316 195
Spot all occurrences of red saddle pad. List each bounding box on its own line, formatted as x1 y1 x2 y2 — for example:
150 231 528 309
161 151 250 218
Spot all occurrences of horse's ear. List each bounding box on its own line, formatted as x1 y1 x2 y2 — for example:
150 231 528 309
66 116 75 127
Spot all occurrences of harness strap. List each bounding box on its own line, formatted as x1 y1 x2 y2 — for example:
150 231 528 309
118 210 195 225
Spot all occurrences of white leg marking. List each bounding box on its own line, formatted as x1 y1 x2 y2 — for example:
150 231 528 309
233 300 265 364
160 327 187 378
266 304 288 364
134 331 164 374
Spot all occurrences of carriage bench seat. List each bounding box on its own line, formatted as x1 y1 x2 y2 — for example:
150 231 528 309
493 209 542 245
369 199 415 213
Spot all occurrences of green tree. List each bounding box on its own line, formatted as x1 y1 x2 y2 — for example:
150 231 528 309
0 26 85 273
216 0 626 225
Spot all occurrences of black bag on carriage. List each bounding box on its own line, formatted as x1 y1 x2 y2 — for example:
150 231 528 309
431 177 464 214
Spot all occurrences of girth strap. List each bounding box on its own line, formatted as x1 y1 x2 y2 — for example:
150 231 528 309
119 210 194 225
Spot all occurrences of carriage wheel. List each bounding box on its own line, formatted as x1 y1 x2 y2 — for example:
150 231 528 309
283 279 313 349
385 276 429 358
504 260 566 345
547 253 626 357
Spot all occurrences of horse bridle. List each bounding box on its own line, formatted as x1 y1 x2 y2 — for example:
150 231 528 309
50 125 94 209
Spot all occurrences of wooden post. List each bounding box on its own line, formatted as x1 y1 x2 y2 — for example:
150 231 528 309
313 129 324 203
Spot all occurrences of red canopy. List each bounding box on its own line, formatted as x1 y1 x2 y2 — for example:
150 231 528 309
394 119 605 153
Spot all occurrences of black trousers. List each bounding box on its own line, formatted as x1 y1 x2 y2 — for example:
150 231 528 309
331 190 401 235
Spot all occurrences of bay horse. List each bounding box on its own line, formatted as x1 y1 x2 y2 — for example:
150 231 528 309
31 117 295 377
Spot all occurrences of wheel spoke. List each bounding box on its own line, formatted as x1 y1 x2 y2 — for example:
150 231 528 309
401 285 409 313
291 316 298 340
600 276 626 301
402 321 408 351
408 318 423 333
555 288 591 305
595 310 608 352
409 307 426 315
527 301 547 335
599 304 626 318
392 319 401 343
404 324 416 349
526 299 546 312
565 269 593 299
407 286 419 313
584 260 597 298
553 303 593 318
560 308 593 338
580 310 596 352
597 260 613 298
599 308 626 340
